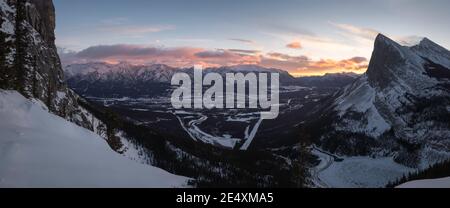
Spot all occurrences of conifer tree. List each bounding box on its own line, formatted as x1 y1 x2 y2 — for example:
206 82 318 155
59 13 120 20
32 55 38 97
0 16 7 89
14 0 31 97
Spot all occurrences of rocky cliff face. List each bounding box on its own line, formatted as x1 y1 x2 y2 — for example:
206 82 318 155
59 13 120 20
0 0 159 169
0 0 107 134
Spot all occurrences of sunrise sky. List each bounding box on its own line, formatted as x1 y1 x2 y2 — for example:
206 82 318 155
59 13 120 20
54 0 450 76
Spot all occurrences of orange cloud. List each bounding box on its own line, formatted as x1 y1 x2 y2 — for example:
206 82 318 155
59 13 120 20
286 41 302 49
260 52 368 76
293 57 368 76
60 44 368 77
62 44 260 68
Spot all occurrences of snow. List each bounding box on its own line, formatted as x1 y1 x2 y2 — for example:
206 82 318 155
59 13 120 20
318 156 414 188
334 76 391 137
0 90 190 188
115 131 154 165
397 36 425 47
310 34 450 187
55 91 66 105
397 177 450 188
226 115 259 123
173 110 263 150
64 62 177 83
174 113 241 148
280 86 311 93
412 38 450 68
311 146 414 188
0 17 14 34
0 0 15 35
0 0 14 13
240 118 263 150
335 76 375 115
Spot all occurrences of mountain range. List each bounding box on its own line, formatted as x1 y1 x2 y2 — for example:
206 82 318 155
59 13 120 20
65 62 358 98
1 0 450 188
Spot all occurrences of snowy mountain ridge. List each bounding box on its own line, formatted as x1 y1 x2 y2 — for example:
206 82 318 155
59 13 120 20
335 34 449 144
302 34 450 170
65 62 295 84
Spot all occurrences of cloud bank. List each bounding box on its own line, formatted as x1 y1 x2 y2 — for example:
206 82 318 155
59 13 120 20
60 44 368 76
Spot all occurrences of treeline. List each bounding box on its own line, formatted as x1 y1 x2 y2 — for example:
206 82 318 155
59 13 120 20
386 159 450 188
78 98 309 187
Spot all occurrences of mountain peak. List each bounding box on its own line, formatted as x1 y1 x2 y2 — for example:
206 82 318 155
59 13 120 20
415 37 449 53
374 33 402 48
412 37 450 67
419 37 437 47
367 34 408 88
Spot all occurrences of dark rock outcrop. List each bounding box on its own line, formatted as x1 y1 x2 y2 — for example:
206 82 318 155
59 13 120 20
0 0 105 133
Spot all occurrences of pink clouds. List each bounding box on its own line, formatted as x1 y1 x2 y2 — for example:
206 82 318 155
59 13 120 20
60 44 368 76
286 41 302 49
76 45 202 60
61 44 260 68
289 56 368 76
261 53 368 76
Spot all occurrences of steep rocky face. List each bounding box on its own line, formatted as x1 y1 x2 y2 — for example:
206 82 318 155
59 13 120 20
300 34 450 168
27 0 56 43
0 0 107 134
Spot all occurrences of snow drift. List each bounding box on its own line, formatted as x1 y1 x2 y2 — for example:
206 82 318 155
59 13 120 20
397 177 450 188
0 90 190 188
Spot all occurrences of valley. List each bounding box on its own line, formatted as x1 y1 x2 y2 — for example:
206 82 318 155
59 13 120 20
2 0 449 189
82 84 334 150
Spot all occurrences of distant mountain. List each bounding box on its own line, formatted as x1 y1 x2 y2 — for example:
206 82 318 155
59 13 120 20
65 62 178 83
65 62 178 97
65 63 296 83
65 62 358 99
64 63 298 98
204 64 297 83
296 72 360 88
300 34 450 168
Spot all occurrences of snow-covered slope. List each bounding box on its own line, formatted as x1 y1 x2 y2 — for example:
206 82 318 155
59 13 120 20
306 34 450 168
397 177 450 188
303 34 450 187
0 90 190 188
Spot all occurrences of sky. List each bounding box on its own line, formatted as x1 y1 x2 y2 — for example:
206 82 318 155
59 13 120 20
54 0 450 76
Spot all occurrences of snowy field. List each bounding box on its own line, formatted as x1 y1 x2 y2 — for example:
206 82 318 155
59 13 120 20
397 177 450 188
312 147 414 188
0 91 190 188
